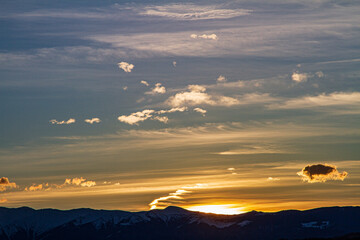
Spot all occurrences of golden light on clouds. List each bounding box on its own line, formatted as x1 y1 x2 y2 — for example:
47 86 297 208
187 204 245 215
297 163 348 183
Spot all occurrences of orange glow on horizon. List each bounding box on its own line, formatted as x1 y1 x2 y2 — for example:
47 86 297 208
186 204 245 215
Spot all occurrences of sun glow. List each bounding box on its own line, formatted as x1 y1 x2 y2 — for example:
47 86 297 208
186 204 245 215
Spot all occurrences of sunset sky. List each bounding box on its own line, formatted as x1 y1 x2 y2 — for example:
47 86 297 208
1 0 359 214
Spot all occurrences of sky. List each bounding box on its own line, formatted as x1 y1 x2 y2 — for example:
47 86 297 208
0 0 359 214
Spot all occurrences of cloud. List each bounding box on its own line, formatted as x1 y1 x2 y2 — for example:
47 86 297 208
172 61 177 67
64 177 96 187
84 118 101 124
167 85 240 107
50 118 76 125
267 177 280 181
80 181 96 187
157 107 187 114
0 198 7 203
217 75 226 83
193 108 207 116
148 83 166 94
149 184 207 209
25 184 44 191
118 109 155 125
291 72 308 82
117 61 134 73
297 164 348 183
227 168 237 175
315 71 324 78
118 108 186 125
218 145 284 155
270 92 360 109
191 33 218 40
139 4 252 20
123 86 128 91
141 80 149 86
153 116 169 123
0 177 17 192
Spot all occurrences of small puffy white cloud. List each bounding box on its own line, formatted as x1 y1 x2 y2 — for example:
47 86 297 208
49 118 76 125
173 61 177 67
150 83 166 94
193 107 207 116
291 72 308 83
118 109 155 125
117 61 134 73
141 80 149 86
84 118 101 124
316 71 324 78
190 33 218 40
217 75 226 82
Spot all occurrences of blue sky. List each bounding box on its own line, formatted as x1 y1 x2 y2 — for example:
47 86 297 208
0 0 359 212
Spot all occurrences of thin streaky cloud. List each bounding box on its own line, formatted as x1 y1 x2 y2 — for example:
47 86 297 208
139 4 252 20
141 80 149 86
190 33 218 40
49 118 76 125
269 92 360 109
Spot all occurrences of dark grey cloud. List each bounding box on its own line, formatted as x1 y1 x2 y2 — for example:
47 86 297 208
0 177 17 191
297 164 348 183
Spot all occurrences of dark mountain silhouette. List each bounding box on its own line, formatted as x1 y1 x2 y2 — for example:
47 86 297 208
0 206 359 240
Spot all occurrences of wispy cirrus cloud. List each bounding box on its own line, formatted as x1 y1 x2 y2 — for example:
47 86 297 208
139 4 252 20
269 92 360 109
149 183 207 210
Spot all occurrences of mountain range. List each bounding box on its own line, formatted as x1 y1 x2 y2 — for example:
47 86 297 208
0 206 359 240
